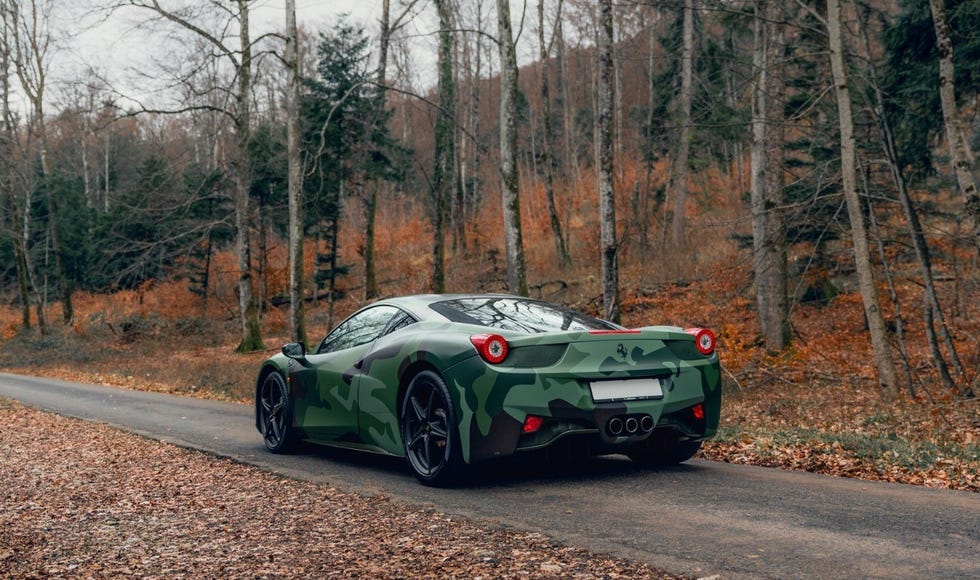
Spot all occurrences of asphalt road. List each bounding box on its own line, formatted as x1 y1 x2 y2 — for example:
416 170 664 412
1 372 977 579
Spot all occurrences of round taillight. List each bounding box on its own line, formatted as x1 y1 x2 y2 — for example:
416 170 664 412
470 334 509 364
685 327 716 356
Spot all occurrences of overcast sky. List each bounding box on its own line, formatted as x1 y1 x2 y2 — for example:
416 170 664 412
16 0 549 114
40 1 428 111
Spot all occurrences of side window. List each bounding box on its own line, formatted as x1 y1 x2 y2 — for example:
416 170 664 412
383 311 418 337
317 306 399 354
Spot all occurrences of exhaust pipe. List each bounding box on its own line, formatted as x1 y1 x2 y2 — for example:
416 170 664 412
640 415 654 433
625 417 639 434
608 417 624 436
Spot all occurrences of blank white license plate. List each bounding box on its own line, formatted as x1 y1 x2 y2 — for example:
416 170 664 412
590 378 664 402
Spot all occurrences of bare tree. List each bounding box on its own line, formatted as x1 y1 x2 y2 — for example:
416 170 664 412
856 7 964 395
8 0 72 325
927 0 979 252
120 0 263 352
362 0 389 302
751 0 789 351
432 0 456 293
363 0 418 301
456 0 487 257
669 0 695 248
538 0 571 267
0 4 31 331
597 0 619 323
827 0 899 398
285 0 305 345
497 0 529 296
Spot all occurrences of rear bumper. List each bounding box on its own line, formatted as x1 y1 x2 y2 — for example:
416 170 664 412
447 355 722 465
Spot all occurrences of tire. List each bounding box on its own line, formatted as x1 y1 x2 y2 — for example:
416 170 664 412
400 370 464 486
257 371 296 453
627 432 702 467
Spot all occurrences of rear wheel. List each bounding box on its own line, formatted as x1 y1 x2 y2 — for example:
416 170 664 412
628 432 702 467
400 371 463 486
258 372 296 453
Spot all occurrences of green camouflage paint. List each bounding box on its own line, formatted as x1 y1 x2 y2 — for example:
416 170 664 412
255 296 721 465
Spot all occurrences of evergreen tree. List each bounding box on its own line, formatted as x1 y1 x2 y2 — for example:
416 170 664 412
883 0 980 180
302 18 403 305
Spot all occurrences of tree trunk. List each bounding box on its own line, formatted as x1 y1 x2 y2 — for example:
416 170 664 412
640 10 659 255
364 0 392 301
856 7 964 393
9 0 71 326
538 0 570 267
0 15 30 331
670 0 695 248
285 0 306 345
497 0 528 296
597 0 619 323
928 0 980 252
555 14 577 234
233 0 263 352
432 0 455 293
750 0 789 351
827 0 899 398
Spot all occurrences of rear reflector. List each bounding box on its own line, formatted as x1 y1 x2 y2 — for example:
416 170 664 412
522 415 544 434
692 404 705 420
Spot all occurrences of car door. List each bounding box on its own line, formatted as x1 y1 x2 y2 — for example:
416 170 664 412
291 306 400 441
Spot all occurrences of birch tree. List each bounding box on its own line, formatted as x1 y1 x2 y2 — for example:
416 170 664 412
8 0 72 325
497 0 528 295
285 0 305 345
597 0 619 323
927 0 979 252
827 0 899 398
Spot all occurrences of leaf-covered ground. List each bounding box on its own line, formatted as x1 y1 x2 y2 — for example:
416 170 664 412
0 401 676 579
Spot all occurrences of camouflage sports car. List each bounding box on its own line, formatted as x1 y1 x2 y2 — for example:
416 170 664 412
255 294 721 486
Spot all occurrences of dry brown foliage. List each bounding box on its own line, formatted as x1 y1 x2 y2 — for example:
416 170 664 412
0 401 675 579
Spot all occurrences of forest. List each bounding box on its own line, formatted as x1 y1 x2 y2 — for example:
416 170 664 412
0 0 977 490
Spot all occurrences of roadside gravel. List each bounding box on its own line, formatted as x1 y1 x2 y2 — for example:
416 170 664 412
0 401 676 579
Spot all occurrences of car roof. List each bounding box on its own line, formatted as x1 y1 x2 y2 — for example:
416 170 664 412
374 293 527 322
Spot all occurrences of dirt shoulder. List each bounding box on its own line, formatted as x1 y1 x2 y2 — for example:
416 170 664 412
0 401 676 579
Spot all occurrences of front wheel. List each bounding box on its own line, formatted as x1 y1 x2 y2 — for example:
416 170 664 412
258 371 296 453
400 371 463 486
628 432 702 467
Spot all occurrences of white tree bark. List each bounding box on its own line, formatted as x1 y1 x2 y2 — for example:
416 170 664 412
285 0 305 345
496 0 528 296
928 0 979 252
597 0 619 323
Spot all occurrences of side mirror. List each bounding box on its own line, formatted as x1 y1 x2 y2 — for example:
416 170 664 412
281 342 307 360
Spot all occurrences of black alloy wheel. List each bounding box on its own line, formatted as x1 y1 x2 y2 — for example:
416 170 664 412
400 371 462 486
258 372 295 453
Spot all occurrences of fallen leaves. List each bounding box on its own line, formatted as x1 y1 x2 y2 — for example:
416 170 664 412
0 403 676 579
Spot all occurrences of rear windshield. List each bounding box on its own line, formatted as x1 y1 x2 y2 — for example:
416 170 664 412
429 297 617 334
